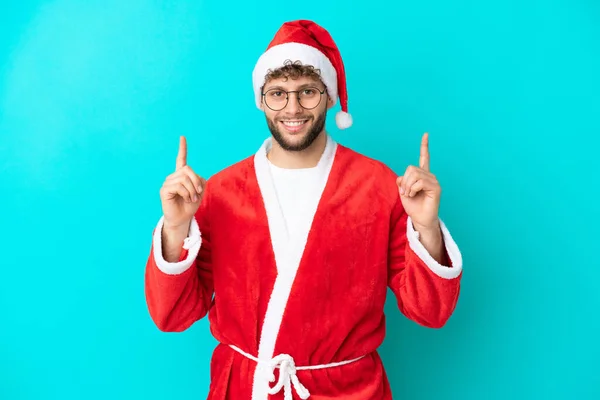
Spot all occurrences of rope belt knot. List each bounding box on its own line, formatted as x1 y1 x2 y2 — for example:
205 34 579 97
229 344 366 400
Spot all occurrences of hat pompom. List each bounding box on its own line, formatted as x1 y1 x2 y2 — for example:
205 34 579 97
335 110 353 129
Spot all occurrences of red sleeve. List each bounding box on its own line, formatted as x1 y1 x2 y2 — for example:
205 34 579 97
144 188 214 332
387 196 463 328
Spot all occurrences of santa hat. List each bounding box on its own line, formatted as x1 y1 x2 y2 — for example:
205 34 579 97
252 20 353 129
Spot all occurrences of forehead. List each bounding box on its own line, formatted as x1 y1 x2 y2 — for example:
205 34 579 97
264 75 325 90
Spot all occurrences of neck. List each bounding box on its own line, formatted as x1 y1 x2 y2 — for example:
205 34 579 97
267 131 328 169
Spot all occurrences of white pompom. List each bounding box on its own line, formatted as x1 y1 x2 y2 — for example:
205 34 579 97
335 111 353 129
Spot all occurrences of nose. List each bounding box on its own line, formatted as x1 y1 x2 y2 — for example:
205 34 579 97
285 93 303 114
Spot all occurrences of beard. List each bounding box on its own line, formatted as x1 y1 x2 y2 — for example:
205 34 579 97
266 108 327 152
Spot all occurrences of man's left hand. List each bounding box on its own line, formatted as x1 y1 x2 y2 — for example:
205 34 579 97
396 132 441 233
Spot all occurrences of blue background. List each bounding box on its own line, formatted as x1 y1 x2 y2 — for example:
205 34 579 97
1 1 599 399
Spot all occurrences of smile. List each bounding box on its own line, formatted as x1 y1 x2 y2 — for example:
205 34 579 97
281 120 309 127
280 119 309 133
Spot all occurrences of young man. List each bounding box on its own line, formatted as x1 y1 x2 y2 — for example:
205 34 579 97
145 20 463 400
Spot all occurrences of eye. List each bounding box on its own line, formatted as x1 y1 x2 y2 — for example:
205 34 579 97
266 90 285 98
303 89 315 95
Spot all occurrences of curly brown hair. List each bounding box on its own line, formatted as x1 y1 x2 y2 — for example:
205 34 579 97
262 59 325 90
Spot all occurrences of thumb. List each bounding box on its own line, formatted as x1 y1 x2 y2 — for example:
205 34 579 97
396 176 406 196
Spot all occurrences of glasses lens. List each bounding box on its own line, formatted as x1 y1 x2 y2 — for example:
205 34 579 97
264 89 287 111
298 88 322 109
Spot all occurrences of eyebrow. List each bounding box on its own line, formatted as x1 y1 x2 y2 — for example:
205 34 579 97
264 83 323 91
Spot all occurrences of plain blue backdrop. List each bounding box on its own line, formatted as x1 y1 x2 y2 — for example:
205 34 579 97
1 0 599 399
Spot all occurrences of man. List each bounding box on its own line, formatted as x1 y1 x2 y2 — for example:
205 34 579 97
145 20 462 400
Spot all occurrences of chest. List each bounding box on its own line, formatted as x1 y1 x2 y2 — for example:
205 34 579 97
210 177 391 284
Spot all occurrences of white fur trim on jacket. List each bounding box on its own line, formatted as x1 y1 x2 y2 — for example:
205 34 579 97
406 216 463 279
152 216 202 275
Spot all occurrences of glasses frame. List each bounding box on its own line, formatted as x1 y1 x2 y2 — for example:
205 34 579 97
261 87 326 111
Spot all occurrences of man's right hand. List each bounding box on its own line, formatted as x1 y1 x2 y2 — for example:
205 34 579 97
159 136 206 260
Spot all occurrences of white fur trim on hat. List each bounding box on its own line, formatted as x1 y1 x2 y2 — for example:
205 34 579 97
252 42 338 109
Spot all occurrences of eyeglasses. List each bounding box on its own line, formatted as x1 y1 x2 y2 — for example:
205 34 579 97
261 87 326 111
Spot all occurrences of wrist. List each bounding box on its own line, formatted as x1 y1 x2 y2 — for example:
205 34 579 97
163 219 191 236
412 218 441 236
411 218 445 265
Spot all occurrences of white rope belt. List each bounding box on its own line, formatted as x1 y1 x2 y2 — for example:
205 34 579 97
229 344 366 400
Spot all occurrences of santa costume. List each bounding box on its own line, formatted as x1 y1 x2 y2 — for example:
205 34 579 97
145 20 463 400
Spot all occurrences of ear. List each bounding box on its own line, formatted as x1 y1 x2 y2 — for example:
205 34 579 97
326 95 335 109
259 86 265 110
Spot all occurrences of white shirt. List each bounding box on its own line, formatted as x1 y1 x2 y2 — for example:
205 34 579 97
268 161 321 241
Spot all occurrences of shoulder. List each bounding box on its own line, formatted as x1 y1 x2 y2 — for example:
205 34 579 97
336 143 401 206
339 144 397 175
337 144 399 181
205 155 255 191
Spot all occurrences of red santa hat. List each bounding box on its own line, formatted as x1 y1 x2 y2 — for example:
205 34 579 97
252 20 353 129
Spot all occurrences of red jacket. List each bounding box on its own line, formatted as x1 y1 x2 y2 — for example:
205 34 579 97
145 136 463 400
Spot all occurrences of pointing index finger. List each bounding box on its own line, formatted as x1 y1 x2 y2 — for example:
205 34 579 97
176 135 187 170
419 132 430 171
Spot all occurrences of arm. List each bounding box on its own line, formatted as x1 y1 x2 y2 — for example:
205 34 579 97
144 190 214 332
387 197 463 328
411 219 447 266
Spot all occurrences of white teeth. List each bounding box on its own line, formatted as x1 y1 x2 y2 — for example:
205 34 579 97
282 120 307 127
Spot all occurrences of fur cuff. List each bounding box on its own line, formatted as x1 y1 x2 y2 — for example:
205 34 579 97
406 216 463 279
152 216 202 275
